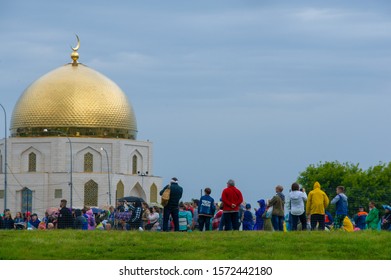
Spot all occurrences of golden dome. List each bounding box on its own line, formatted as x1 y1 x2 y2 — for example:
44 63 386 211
10 62 137 139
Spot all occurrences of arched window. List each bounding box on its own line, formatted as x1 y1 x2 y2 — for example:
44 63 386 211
28 152 37 172
84 152 93 172
132 155 137 175
150 183 158 203
84 180 98 206
116 181 124 201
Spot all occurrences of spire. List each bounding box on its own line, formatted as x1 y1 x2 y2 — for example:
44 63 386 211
70 34 80 66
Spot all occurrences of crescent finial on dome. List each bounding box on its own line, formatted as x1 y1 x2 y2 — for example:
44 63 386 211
70 34 80 66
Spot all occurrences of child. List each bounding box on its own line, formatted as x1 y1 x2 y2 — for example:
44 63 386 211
254 199 266 230
330 186 348 229
242 203 254 231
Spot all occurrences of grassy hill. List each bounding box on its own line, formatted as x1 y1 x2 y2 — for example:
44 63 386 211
0 230 390 260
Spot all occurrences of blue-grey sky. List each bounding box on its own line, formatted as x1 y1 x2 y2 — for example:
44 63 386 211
1 0 391 206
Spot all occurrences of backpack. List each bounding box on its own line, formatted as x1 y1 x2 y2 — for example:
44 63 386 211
161 186 171 207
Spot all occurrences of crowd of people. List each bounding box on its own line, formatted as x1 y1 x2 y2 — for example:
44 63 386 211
1 178 391 232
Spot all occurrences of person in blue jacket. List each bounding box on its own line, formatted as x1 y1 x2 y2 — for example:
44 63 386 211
242 203 254 230
330 186 348 229
198 187 215 231
253 199 266 230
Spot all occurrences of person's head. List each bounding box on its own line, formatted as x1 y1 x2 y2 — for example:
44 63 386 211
31 213 38 221
383 205 391 213
291 183 300 191
257 199 265 208
336 186 345 194
171 177 178 184
245 203 251 210
105 223 112 231
227 179 235 187
75 209 82 217
369 201 376 210
276 185 284 193
153 206 160 213
179 202 185 209
192 199 199 208
15 212 22 219
204 187 212 195
47 223 54 230
134 201 142 208
358 206 364 212
142 202 149 209
4 210 11 218
60 199 67 208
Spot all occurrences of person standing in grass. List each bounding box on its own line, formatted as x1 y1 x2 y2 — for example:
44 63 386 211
242 203 254 231
306 181 329 230
198 187 215 231
287 183 307 231
178 202 192 232
58 199 73 229
159 177 183 232
366 201 380 230
269 185 285 231
253 199 266 230
330 186 348 230
221 179 244 231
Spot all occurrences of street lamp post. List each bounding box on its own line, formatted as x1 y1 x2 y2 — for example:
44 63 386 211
0 104 7 212
100 147 111 205
44 129 73 209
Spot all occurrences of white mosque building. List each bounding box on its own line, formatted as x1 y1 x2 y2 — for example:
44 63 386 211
0 39 163 216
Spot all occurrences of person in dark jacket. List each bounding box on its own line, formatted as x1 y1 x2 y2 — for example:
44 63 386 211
127 201 143 230
159 177 183 232
2 210 14 230
57 199 73 229
198 187 215 231
74 209 87 230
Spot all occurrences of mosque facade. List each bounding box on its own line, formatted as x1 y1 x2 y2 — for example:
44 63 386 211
0 38 163 216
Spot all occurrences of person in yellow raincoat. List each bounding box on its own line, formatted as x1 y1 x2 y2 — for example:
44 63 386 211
306 182 329 230
342 216 354 232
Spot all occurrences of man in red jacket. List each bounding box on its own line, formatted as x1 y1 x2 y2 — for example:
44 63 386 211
221 179 244 230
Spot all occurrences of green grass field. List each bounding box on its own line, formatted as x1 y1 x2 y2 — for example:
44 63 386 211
0 230 390 260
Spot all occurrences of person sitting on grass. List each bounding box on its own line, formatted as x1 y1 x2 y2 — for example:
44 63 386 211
353 206 368 230
2 210 14 230
14 212 25 230
342 216 354 232
29 213 41 229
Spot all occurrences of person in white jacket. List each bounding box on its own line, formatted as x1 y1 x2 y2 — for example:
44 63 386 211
287 182 308 231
